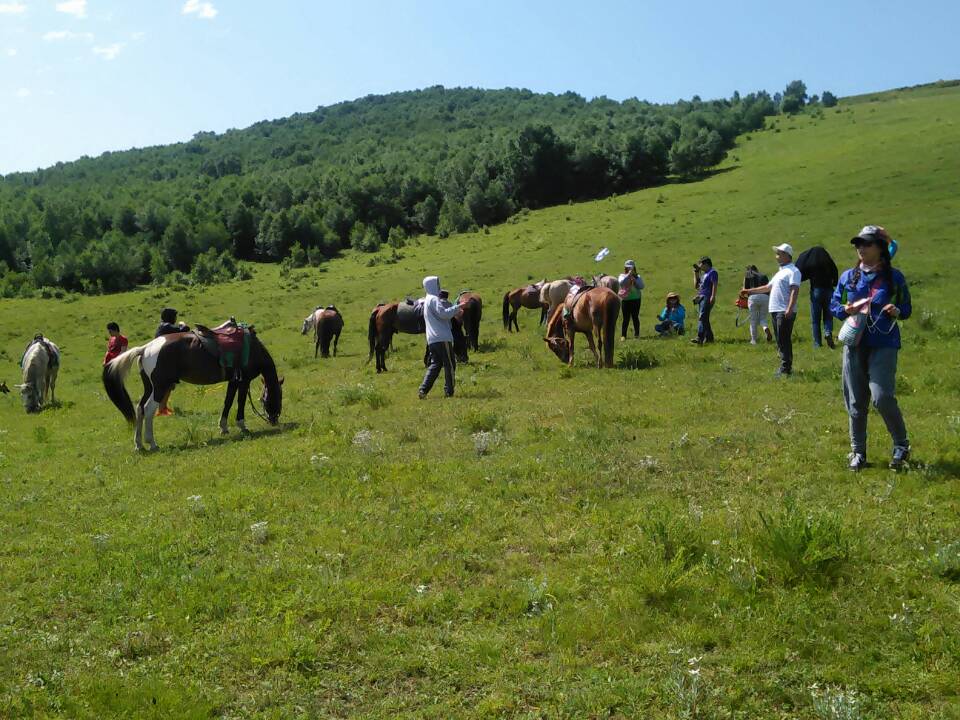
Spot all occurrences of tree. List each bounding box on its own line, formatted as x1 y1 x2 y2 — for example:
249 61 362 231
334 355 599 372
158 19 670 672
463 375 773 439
412 195 439 235
781 80 808 113
821 91 838 108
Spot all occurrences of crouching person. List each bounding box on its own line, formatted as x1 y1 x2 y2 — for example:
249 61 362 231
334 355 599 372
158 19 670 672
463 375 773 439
419 276 465 399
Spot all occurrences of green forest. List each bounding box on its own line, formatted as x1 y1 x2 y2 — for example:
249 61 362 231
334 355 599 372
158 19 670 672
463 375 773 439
0 80 827 297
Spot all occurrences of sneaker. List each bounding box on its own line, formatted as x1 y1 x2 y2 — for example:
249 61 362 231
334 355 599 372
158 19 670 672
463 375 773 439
848 452 867 471
764 327 773 342
825 334 836 349
889 446 911 470
690 338 702 345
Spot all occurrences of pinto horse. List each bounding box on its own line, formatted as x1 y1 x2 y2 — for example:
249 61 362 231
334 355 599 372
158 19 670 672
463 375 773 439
502 281 547 332
367 301 468 373
103 325 283 451
543 287 621 368
457 292 483 351
301 306 344 358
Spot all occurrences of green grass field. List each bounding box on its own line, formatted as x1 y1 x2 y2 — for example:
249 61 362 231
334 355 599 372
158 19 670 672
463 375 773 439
2 85 959 718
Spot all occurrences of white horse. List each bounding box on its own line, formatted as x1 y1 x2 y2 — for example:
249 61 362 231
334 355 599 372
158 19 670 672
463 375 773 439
540 278 580 324
17 336 60 413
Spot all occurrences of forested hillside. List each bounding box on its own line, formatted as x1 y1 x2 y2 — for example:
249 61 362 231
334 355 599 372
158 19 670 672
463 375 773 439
0 81 822 296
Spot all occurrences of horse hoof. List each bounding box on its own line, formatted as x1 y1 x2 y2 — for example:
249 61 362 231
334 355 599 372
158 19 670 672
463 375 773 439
219 427 229 436
149 444 160 452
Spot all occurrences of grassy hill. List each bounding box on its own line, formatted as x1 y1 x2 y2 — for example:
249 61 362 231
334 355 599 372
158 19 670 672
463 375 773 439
1 84 959 718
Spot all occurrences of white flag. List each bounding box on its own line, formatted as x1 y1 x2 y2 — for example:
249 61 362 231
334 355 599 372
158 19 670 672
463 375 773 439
594 247 610 262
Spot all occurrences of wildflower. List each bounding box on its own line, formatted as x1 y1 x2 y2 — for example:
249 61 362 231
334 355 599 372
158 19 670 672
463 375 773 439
250 521 269 544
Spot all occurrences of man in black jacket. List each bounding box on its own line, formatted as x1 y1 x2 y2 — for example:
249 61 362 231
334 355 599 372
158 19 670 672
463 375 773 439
795 246 839 349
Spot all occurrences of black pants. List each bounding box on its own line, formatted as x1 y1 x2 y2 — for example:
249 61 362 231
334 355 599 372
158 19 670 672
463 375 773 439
621 297 641 337
771 311 795 373
420 341 456 397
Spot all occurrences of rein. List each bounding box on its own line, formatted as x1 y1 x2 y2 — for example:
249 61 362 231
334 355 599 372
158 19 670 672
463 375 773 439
246 388 271 424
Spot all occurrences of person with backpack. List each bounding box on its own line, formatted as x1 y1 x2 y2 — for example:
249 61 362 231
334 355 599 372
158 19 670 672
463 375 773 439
617 260 644 340
830 225 912 471
795 245 840 349
742 265 773 345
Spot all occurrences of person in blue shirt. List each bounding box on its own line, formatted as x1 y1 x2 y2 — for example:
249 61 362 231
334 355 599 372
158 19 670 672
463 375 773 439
691 256 718 344
830 225 912 471
655 292 686 336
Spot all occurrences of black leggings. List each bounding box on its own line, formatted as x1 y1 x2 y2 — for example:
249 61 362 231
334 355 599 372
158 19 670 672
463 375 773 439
621 297 641 337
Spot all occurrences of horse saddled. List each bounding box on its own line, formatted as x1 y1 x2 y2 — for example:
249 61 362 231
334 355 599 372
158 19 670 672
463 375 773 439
563 283 595 317
194 323 251 375
20 335 59 369
395 301 426 334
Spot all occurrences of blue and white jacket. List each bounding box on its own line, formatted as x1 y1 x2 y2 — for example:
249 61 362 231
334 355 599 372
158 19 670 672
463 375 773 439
830 267 911 349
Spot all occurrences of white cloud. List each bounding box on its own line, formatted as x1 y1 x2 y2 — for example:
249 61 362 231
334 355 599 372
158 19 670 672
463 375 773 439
92 42 122 60
16 87 30 98
182 0 217 19
6 48 17 56
42 29 93 41
55 0 86 18
131 31 145 41
0 3 27 15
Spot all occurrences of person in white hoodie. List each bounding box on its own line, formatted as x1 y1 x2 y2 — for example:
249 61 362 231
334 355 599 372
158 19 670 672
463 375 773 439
419 276 465 398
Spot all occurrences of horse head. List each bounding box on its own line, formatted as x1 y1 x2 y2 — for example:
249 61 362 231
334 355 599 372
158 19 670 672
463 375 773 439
15 383 39 413
542 336 570 364
260 375 283 425
300 316 312 335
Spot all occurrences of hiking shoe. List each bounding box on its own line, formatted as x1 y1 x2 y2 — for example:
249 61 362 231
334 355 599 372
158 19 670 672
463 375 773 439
848 453 867 472
825 334 836 349
889 446 911 470
764 327 773 342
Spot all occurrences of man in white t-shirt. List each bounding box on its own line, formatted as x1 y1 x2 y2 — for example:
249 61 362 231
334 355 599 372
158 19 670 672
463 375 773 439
742 243 801 375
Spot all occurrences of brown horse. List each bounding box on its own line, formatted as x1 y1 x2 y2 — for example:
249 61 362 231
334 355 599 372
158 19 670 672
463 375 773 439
502 281 547 331
544 287 621 368
301 306 344 358
103 324 283 451
458 292 483 351
367 301 468 373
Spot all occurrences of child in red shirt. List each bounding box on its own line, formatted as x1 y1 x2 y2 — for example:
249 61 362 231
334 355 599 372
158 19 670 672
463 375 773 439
103 322 128 365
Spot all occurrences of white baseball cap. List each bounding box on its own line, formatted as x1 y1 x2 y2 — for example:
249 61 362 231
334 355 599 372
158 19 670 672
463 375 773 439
772 243 793 257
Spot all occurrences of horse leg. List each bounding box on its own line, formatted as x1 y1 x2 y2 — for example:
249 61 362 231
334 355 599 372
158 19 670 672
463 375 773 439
134 370 152 451
142 382 166 451
47 368 57 405
220 381 238 434
314 332 320 359
586 326 601 368
333 330 340 357
567 326 576 368
236 381 250 433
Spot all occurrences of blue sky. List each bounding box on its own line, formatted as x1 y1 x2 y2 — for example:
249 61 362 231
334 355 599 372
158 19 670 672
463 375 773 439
1 0 958 174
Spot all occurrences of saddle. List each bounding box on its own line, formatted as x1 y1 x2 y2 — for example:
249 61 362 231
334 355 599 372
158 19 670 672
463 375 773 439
194 319 251 378
563 284 594 318
20 335 59 369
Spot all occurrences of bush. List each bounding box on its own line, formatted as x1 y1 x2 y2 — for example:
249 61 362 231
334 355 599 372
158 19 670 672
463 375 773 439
616 348 660 370
335 383 388 409
930 541 960 581
756 496 851 585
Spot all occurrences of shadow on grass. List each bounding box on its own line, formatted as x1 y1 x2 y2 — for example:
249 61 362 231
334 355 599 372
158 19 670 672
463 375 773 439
167 421 298 452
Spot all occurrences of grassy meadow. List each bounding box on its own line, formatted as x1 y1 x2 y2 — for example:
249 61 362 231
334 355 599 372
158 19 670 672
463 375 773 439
2 85 960 718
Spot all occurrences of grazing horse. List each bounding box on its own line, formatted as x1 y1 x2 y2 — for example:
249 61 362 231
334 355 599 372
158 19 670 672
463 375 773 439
16 335 60 413
301 305 344 358
593 274 620 293
543 287 621 368
103 325 283 451
502 281 547 332
367 301 468 373
457 292 483 351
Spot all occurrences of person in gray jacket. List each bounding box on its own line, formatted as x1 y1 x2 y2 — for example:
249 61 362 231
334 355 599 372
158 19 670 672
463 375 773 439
419 276 465 398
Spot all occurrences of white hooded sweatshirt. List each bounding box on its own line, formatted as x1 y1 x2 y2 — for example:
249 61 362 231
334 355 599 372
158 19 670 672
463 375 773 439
421 275 459 344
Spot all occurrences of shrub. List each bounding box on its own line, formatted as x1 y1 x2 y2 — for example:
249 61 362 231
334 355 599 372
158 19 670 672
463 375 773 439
756 496 851 585
336 383 388 409
460 410 503 433
929 541 960 581
616 347 660 370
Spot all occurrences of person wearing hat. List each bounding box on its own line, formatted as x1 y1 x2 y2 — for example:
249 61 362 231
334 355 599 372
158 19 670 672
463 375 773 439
617 260 645 340
654 292 686 336
830 225 912 471
742 244 801 375
692 257 718 344
154 308 189 415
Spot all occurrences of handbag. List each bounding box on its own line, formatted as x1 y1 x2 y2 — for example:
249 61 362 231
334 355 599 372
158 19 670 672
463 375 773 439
837 312 866 347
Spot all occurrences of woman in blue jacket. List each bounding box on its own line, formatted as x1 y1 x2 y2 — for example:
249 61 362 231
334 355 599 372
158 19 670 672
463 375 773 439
830 225 912 471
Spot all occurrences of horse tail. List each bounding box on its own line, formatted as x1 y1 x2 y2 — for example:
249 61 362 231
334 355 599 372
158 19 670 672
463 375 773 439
502 292 510 329
366 309 377 363
604 296 620 368
102 344 146 422
319 321 331 357
473 301 482 350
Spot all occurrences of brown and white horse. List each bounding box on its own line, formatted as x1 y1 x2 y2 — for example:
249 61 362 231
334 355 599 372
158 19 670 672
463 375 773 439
502 281 547 332
301 306 344 358
16 336 60 413
103 328 282 451
543 287 621 368
367 301 469 373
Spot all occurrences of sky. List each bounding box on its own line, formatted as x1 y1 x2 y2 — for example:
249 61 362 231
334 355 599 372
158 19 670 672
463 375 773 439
1 0 958 174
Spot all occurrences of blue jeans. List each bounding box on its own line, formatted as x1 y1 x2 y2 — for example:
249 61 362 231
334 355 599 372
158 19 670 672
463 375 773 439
810 286 834 346
697 299 714 342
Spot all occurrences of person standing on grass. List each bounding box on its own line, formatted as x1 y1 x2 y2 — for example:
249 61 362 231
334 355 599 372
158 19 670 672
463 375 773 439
830 225 912 471
617 260 644 340
742 265 773 345
692 256 718 344
742 244 801 375
102 322 128 365
418 276 465 399
796 245 840 349
154 307 189 416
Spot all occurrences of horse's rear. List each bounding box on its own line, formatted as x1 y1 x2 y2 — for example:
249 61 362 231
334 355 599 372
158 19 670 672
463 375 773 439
18 338 60 413
316 308 344 358
368 303 397 372
460 292 482 350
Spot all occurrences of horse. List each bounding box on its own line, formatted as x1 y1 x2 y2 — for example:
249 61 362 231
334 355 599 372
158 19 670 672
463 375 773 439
457 292 483 351
367 301 468 373
301 305 344 358
102 324 283 451
540 277 582 324
543 287 621 368
502 281 547 332
593 274 620 293
16 335 60 413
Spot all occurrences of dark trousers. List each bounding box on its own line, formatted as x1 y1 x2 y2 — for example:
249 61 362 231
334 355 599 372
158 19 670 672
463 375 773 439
810 286 834 346
420 341 456 397
697 299 714 342
771 311 795 373
621 297 641 337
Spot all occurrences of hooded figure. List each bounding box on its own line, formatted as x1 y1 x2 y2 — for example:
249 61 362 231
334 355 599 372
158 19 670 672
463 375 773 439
419 275 462 398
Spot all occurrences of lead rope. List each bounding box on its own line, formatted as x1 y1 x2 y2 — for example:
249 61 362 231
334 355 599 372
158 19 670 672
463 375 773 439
246 386 270 424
